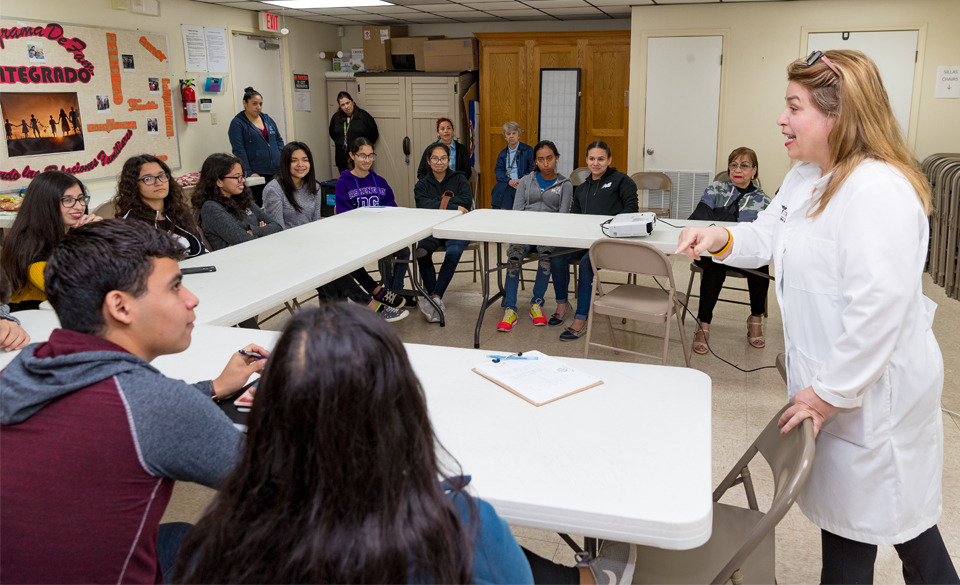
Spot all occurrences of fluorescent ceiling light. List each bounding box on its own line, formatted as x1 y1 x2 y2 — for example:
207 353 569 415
264 0 393 7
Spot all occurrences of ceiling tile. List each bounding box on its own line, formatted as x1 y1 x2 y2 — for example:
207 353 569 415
523 0 589 6
361 5 425 12
427 8 484 14
216 1 279 8
548 6 603 13
596 5 631 12
451 14 506 20
463 1 530 9
386 0 453 5
488 7 550 15
654 0 719 3
306 7 368 14
585 0 644 5
403 2 476 10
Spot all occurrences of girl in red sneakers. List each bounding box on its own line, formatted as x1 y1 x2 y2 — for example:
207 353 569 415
497 141 573 332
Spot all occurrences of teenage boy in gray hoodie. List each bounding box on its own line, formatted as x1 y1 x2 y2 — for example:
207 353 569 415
0 220 268 584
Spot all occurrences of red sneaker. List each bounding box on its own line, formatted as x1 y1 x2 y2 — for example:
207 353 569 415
498 308 518 332
529 304 547 326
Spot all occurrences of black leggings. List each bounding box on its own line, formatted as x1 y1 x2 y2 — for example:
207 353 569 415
821 526 959 584
695 258 769 324
316 275 371 305
522 546 580 584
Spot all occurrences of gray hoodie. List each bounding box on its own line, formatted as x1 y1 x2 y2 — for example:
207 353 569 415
512 172 573 214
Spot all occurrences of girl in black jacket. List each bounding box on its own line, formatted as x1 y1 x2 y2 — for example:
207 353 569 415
413 143 472 324
328 92 379 174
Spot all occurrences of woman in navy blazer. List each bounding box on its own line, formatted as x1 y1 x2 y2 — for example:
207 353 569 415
490 121 533 210
228 86 284 206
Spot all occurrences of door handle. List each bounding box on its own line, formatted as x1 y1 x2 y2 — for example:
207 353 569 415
646 148 654 155
403 136 411 164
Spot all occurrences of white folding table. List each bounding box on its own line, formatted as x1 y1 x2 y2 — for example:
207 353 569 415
179 207 460 326
1 315 713 550
432 209 730 347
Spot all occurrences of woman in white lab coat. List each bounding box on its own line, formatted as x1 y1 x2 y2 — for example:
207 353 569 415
677 50 958 584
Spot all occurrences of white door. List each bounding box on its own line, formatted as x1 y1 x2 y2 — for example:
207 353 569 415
232 36 287 143
807 31 918 136
644 36 722 218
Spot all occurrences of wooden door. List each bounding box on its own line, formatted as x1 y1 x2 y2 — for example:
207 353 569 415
530 42 578 145
479 43 526 209
581 40 630 169
356 77 411 207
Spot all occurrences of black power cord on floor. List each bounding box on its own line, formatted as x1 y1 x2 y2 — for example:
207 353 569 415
651 276 778 374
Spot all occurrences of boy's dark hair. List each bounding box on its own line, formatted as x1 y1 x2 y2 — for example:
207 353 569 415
45 219 186 335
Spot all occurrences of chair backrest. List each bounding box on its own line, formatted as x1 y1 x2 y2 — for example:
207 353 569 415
711 404 815 585
193 208 215 252
570 167 591 187
588 238 677 289
630 171 671 192
92 198 118 219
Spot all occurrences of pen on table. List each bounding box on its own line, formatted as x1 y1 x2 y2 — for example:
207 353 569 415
486 354 539 362
238 350 267 360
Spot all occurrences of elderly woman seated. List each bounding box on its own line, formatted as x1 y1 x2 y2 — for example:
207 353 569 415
692 147 772 355
490 121 533 210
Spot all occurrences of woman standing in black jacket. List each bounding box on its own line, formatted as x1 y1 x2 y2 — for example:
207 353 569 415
328 92 379 174
416 117 471 180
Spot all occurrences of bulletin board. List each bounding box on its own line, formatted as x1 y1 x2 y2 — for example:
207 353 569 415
538 68 580 178
0 18 181 190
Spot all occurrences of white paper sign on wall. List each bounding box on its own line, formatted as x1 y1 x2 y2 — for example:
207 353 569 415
935 66 960 98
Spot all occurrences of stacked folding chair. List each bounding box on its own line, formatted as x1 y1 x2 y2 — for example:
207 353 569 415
922 153 960 299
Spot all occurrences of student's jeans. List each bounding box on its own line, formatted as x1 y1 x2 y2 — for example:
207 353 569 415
417 236 468 298
550 249 593 321
821 526 960 584
158 522 193 584
351 248 411 293
503 244 553 312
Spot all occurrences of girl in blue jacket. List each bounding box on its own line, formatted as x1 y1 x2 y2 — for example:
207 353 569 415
228 87 284 206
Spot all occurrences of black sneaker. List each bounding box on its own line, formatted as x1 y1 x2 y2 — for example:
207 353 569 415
373 286 404 308
403 295 418 308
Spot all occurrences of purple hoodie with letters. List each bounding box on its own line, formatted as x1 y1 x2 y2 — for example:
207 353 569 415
334 169 397 213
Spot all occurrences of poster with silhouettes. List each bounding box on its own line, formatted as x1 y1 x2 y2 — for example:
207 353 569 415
0 18 180 189
1 92 85 157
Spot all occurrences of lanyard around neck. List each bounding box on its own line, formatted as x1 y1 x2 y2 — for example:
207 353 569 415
342 117 352 151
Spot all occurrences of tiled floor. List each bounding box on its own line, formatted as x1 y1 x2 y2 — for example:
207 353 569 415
163 252 960 583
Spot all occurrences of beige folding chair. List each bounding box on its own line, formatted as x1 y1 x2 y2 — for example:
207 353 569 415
630 172 672 219
583 239 691 366
91 198 118 219
631 406 815 584
570 166 591 187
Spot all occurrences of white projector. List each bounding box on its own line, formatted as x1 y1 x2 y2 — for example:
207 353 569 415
606 212 657 237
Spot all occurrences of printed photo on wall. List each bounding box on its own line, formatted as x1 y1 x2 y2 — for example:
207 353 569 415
1 92 85 158
122 54 135 72
96 95 111 113
146 117 158 135
148 77 160 94
27 42 45 63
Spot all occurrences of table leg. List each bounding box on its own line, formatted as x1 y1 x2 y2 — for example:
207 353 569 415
410 243 444 327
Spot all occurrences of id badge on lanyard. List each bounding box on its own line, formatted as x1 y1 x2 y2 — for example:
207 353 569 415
342 118 351 152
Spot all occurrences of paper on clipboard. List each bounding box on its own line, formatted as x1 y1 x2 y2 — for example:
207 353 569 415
472 350 603 406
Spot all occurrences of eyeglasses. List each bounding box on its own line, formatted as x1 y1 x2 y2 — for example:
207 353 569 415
728 162 754 170
429 156 450 164
60 195 90 208
138 173 170 185
806 50 841 77
221 173 246 182
354 153 376 162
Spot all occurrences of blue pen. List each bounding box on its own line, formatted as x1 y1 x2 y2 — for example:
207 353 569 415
486 354 539 363
238 349 266 360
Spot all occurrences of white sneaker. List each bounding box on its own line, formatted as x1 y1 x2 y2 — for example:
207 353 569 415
417 297 438 322
378 304 409 323
433 298 445 323
586 541 637 585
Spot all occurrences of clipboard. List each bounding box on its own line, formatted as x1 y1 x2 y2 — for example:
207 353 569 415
472 350 604 406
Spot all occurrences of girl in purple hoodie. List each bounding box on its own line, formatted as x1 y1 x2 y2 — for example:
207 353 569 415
334 138 411 308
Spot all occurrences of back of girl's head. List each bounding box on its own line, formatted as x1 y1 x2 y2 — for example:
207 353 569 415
346 136 374 170
586 140 611 158
277 142 318 211
1 171 83 295
175 304 473 584
115 154 194 228
787 49 929 215
192 153 251 216
242 86 261 103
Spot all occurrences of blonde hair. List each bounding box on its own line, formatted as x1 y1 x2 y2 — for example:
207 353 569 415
787 50 930 217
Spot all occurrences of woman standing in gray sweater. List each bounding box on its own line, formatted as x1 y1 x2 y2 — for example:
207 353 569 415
261 143 407 322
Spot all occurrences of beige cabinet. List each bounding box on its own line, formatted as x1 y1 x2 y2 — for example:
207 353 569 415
355 71 477 208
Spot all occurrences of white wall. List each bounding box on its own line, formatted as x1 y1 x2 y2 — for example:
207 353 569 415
628 0 960 191
3 0 342 190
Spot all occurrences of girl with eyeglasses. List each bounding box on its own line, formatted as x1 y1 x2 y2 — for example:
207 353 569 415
191 153 281 253
688 147 771 355
114 154 206 259
334 138 412 314
416 117 472 181
0 171 103 312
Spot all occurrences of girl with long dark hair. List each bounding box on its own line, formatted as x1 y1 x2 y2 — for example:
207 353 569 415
0 171 102 311
114 154 206 258
263 142 408 322
328 91 379 174
191 153 281 252
335 137 411 309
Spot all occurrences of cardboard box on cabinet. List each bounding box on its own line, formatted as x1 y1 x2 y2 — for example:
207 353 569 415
422 38 479 72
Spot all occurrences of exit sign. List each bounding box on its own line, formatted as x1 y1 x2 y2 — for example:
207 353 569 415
259 12 280 32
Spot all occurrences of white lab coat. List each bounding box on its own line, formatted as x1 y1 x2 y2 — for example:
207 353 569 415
721 160 944 545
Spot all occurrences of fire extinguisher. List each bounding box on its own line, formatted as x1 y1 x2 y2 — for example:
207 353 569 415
180 79 198 122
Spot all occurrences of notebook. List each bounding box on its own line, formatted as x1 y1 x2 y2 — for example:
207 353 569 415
472 350 603 406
